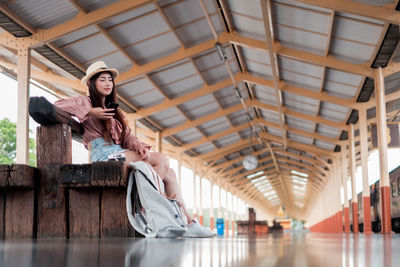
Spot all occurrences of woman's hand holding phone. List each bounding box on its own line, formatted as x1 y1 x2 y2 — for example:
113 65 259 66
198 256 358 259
89 107 115 120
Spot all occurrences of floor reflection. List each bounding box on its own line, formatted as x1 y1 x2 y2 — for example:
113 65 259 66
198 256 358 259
0 233 399 267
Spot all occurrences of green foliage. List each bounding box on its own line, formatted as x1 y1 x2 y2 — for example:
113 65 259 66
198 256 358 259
0 118 36 166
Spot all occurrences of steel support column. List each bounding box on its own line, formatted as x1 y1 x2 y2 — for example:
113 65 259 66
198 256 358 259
199 177 203 225
375 67 392 234
16 47 31 164
342 150 350 233
359 107 372 234
349 123 359 233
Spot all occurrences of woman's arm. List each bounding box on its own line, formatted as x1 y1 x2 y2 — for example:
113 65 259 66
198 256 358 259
54 95 92 122
122 127 151 160
54 95 115 121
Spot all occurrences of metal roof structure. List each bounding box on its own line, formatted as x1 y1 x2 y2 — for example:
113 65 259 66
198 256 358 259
1 0 400 218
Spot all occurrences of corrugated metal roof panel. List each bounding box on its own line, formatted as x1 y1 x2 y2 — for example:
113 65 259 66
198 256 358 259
286 116 315 132
172 127 203 144
319 102 349 122
213 133 241 148
330 38 376 64
53 26 99 48
193 142 216 155
230 13 266 41
179 94 220 120
100 3 156 28
213 85 246 109
276 26 327 55
107 12 170 47
175 16 219 47
273 1 331 34
161 74 204 99
149 106 187 128
228 109 248 126
77 0 118 12
7 0 78 29
316 125 341 138
288 132 313 145
150 60 197 86
125 32 181 65
197 117 231 136
283 92 319 115
63 34 117 63
314 140 334 150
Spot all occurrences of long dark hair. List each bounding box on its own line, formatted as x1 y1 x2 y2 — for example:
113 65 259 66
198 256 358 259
88 71 128 142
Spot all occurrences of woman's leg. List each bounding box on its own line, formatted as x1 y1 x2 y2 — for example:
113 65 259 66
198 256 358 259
125 150 193 223
124 150 169 178
147 152 193 223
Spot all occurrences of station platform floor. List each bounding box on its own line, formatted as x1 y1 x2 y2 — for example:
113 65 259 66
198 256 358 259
0 232 399 267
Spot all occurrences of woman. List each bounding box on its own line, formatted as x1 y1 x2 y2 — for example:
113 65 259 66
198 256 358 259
54 61 215 238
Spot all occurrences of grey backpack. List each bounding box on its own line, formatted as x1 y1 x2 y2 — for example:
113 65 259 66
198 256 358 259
126 161 188 238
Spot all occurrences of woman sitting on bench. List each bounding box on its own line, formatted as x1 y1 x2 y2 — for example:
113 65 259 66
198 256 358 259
54 61 215 238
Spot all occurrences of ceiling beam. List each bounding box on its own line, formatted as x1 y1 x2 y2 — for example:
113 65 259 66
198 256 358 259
261 0 287 148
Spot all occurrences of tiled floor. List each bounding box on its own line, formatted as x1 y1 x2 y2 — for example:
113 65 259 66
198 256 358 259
0 233 399 266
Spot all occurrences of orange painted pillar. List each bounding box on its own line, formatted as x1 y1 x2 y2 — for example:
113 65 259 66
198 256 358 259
337 211 343 232
349 124 359 233
359 108 372 234
375 67 392 234
344 208 350 232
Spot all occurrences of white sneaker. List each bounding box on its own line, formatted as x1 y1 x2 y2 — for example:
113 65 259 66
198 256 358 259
182 219 217 238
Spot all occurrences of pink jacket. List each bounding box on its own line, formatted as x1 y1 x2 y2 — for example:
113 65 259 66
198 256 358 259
54 95 151 153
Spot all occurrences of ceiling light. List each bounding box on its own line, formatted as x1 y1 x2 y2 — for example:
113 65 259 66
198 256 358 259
215 42 227 62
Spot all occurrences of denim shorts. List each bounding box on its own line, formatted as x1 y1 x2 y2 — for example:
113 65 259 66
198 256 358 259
89 137 127 162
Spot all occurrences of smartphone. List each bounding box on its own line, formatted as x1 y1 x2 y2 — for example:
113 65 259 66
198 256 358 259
106 102 119 111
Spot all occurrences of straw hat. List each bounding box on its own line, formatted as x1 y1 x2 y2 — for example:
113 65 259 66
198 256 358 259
81 61 119 85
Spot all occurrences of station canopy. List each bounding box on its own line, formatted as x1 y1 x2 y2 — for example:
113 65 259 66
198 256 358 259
1 0 400 216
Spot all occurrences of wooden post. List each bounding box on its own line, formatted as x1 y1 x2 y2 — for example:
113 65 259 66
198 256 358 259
342 150 350 233
359 107 372 234
0 165 36 239
16 47 31 164
155 131 161 153
36 124 71 238
375 67 392 234
349 124 359 233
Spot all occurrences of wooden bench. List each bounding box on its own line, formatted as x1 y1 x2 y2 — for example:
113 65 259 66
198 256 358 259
0 96 136 239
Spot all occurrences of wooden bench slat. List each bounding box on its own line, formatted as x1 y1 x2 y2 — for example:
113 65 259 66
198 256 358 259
60 161 130 188
0 164 36 188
